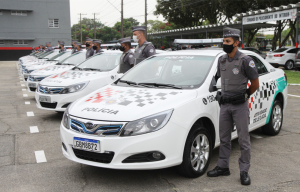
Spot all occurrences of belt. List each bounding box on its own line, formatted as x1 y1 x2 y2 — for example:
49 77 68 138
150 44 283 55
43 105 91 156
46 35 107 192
221 93 246 105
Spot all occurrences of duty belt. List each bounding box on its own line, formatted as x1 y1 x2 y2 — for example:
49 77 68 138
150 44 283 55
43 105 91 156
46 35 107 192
221 93 247 105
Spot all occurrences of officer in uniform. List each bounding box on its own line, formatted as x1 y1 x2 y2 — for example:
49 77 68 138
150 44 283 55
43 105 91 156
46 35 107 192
71 39 78 54
75 42 83 52
45 42 54 52
93 39 104 54
118 37 134 73
58 41 66 53
85 38 94 59
207 27 259 186
132 26 156 65
36 45 43 53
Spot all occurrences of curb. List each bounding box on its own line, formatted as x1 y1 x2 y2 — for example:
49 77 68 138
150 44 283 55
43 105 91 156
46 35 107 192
287 84 300 86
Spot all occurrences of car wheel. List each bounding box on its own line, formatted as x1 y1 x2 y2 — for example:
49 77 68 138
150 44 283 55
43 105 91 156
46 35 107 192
261 100 283 136
176 126 212 178
284 60 294 70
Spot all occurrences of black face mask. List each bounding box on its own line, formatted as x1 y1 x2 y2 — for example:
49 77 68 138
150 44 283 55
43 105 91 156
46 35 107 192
223 43 235 54
85 43 90 47
119 46 125 51
93 46 97 50
72 45 74 48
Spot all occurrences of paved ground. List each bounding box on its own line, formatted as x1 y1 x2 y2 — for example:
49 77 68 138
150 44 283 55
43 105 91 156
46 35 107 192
0 61 300 192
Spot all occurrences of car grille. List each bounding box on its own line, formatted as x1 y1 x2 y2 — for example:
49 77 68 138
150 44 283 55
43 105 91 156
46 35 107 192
73 148 114 163
40 102 57 109
38 85 63 94
70 119 123 136
29 87 36 92
28 76 45 82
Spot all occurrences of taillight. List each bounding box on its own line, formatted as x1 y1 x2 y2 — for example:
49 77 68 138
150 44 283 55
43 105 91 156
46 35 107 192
274 54 285 57
284 73 287 81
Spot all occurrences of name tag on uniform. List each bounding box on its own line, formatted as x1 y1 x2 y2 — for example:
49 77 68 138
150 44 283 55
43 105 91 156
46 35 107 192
221 68 226 71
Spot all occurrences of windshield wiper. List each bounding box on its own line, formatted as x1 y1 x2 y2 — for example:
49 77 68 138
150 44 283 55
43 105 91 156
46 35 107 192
62 63 75 66
119 80 137 85
73 66 82 70
82 68 101 71
138 82 182 89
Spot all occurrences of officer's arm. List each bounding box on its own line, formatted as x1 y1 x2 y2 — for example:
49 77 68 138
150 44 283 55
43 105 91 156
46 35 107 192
128 54 134 68
249 78 259 95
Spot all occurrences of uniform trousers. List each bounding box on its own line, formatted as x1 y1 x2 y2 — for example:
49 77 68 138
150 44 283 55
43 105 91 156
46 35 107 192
217 101 251 172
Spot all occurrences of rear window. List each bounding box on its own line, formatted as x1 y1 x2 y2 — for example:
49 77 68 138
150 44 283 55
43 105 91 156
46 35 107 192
273 48 287 53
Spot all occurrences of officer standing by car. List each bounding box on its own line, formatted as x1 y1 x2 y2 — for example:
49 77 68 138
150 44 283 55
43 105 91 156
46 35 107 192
45 42 54 52
132 26 156 65
71 39 78 54
75 42 83 52
85 38 94 59
118 37 134 73
93 40 104 54
207 27 259 186
58 41 66 53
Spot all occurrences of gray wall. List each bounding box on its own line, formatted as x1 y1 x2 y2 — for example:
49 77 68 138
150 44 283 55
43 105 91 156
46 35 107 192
0 0 71 47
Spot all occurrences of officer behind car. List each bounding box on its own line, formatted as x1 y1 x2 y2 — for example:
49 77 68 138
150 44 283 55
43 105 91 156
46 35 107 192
71 39 78 54
36 45 43 53
207 27 259 186
132 26 156 65
117 37 134 73
58 41 66 53
75 42 83 52
45 42 54 52
85 38 94 59
93 39 104 54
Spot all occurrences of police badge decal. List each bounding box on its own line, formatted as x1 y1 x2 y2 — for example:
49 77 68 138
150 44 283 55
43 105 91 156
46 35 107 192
232 68 239 75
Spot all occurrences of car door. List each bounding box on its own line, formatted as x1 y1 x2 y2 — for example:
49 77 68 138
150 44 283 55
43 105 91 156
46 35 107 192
247 55 275 130
286 48 298 62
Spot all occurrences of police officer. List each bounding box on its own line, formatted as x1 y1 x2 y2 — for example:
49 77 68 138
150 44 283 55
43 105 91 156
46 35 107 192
45 42 54 52
58 41 66 53
85 38 94 59
36 45 43 53
132 26 156 65
93 39 104 54
75 42 83 52
118 37 134 73
71 39 78 54
207 27 259 186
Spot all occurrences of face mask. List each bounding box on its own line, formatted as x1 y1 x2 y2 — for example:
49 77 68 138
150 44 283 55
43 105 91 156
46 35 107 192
85 43 90 47
133 35 140 43
223 43 235 54
72 45 74 48
93 46 97 50
119 46 125 51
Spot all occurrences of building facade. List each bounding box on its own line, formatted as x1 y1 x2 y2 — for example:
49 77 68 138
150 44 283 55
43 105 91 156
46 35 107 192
0 0 71 60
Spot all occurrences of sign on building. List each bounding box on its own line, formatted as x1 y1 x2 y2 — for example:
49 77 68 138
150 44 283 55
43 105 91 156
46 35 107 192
243 9 297 25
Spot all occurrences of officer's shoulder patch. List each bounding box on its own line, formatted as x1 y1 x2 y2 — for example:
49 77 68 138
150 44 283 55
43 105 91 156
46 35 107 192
129 55 133 58
150 49 154 53
249 60 255 68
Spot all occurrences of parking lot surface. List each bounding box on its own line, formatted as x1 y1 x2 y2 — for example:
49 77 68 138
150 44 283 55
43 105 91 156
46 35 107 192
0 61 300 192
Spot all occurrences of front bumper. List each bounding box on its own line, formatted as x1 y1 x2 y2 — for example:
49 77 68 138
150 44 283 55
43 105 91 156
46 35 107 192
60 119 186 170
26 80 39 92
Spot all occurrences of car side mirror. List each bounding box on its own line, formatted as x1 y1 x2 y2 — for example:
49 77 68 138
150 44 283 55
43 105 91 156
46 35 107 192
216 78 221 89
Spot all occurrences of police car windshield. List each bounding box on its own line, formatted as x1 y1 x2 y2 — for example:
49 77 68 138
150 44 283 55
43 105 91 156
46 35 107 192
119 55 215 89
76 53 122 71
60 52 86 66
48 52 68 61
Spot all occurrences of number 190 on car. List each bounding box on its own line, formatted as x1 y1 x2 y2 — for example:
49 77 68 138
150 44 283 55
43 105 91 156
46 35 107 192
73 137 100 152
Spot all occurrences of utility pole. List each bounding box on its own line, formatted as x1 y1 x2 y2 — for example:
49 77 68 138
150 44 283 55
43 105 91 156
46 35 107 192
121 0 124 38
145 0 147 39
93 13 99 39
78 13 87 43
74 25 77 40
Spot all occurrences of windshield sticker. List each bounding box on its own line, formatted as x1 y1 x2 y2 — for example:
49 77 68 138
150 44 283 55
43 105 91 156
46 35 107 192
85 87 182 107
50 71 97 79
81 107 119 115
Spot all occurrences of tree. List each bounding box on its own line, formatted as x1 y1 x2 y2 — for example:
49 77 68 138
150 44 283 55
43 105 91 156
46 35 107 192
113 17 139 38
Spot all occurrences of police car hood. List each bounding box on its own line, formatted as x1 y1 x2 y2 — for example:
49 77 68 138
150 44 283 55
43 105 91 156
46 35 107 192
22 59 48 66
26 61 58 70
30 64 75 77
69 85 197 121
40 70 108 87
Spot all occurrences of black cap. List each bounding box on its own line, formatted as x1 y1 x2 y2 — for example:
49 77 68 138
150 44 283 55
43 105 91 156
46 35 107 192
223 27 240 38
132 26 146 32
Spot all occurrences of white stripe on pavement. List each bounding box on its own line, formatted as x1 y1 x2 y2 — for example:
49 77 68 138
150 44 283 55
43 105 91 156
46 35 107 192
34 150 47 163
30 126 39 133
27 112 34 116
25 101 30 105
22 89 26 91
288 94 300 98
23 94 28 97
250 134 263 139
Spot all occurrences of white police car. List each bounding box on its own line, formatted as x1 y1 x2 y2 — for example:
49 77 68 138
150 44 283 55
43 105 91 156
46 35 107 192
35 51 123 112
27 50 86 92
60 44 287 178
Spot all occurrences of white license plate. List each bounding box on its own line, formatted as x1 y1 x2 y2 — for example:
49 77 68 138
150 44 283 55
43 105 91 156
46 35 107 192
39 95 51 102
28 83 36 88
73 137 100 152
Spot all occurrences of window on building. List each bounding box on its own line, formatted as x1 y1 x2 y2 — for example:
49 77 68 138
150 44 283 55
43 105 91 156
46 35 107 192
0 40 4 45
48 19 59 28
13 40 28 45
11 10 27 16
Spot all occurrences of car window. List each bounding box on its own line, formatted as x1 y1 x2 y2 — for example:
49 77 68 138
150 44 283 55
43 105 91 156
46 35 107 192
61 53 86 65
273 48 288 53
77 53 122 71
249 55 268 75
287 48 297 54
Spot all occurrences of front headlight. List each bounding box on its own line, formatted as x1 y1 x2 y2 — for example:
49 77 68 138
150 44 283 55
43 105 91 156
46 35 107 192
120 109 173 136
62 108 70 128
60 82 88 94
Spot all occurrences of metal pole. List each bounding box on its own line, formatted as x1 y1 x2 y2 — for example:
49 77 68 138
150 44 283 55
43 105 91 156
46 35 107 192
181 34 182 39
94 13 96 39
278 21 281 48
145 0 147 39
121 0 124 38
74 25 76 40
241 20 244 48
206 30 207 39
297 16 299 48
80 13 82 43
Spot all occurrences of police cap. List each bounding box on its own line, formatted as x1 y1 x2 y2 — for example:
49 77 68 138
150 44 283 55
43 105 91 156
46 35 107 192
118 37 131 44
58 41 65 46
86 38 93 42
93 39 102 44
46 42 51 45
132 26 146 32
72 39 78 42
223 27 240 38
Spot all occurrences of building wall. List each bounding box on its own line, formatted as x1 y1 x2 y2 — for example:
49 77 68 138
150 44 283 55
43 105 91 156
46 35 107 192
0 0 71 60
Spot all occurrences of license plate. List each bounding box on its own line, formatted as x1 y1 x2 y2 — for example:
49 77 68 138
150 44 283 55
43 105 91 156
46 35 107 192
268 55 272 58
28 83 36 88
39 95 51 102
73 137 100 152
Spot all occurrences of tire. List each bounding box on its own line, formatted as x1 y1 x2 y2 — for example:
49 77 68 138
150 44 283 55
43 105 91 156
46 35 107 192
284 60 294 70
176 126 212 178
261 100 283 136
